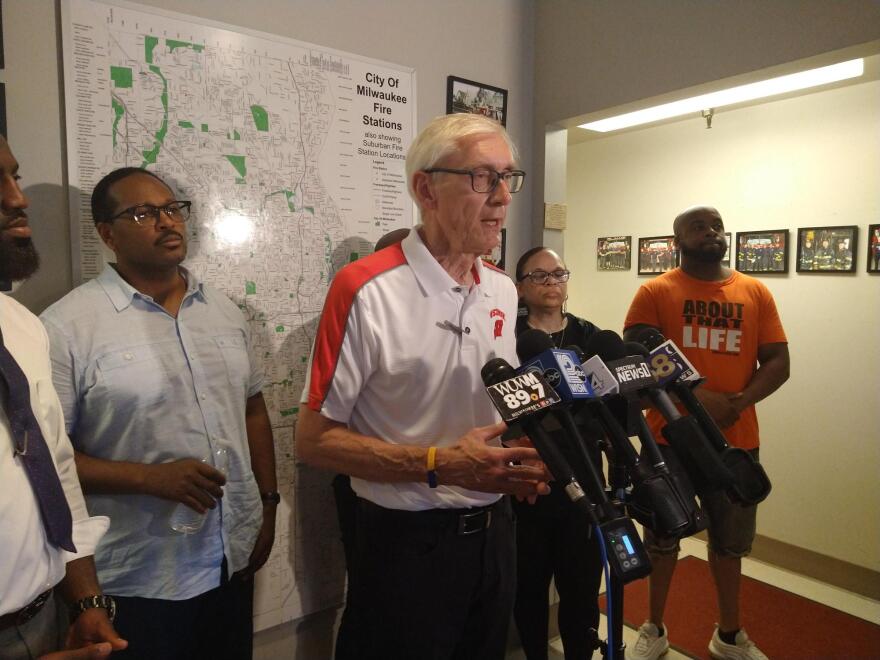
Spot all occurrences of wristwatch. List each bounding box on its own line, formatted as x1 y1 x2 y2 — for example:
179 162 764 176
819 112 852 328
261 491 281 504
71 595 116 622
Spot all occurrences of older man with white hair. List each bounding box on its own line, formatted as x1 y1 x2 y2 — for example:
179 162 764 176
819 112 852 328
297 113 547 659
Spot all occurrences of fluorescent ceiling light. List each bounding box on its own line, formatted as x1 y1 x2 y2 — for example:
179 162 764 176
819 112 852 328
578 58 864 133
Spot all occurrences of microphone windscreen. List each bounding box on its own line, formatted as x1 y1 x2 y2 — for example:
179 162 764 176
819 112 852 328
583 329 628 362
481 357 516 386
635 326 666 350
516 328 555 362
624 341 651 358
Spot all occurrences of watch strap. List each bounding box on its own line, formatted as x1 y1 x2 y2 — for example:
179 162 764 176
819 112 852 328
71 594 116 622
260 491 281 504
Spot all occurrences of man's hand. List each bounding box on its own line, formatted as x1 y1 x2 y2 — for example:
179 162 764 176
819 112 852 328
436 422 551 499
62 608 128 656
694 387 740 428
238 506 277 579
142 459 226 513
504 435 552 504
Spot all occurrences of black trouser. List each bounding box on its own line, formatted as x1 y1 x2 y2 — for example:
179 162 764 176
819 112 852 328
111 562 254 660
336 497 516 660
332 473 358 659
512 485 604 660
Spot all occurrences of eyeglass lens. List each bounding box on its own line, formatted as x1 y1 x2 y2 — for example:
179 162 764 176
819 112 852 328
528 270 569 283
472 169 524 193
132 202 190 225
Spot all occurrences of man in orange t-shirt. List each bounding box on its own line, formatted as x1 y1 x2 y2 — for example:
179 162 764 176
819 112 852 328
623 206 789 660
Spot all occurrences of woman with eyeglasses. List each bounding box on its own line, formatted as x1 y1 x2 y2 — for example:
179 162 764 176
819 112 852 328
512 246 604 660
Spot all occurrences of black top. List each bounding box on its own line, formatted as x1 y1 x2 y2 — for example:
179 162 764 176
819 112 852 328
515 312 600 353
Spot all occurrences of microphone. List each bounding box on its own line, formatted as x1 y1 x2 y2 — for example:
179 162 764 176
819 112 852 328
589 330 736 495
516 330 618 522
483 354 652 583
635 328 772 505
581 331 708 538
481 357 593 515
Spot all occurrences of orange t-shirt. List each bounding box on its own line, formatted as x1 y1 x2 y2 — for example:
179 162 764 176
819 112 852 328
624 268 787 449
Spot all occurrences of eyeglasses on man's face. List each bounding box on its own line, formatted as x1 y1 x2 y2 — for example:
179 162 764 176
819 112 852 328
519 269 570 284
422 167 526 194
105 201 192 227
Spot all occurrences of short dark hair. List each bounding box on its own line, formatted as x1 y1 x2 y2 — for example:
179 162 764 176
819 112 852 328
515 246 548 281
91 167 169 224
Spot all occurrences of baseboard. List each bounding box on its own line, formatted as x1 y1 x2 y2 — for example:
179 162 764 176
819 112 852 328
749 533 880 601
543 534 880 642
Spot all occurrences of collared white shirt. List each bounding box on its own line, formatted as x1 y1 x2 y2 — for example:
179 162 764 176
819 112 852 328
302 228 518 510
0 294 107 616
40 265 263 600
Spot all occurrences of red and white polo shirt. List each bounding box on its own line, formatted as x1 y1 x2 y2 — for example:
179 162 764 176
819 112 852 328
302 228 518 510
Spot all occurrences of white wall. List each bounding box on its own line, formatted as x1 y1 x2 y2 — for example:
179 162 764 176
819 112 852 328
565 80 880 571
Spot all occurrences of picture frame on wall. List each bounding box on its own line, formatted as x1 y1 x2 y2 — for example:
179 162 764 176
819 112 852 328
796 225 858 273
637 235 678 275
735 230 789 274
446 76 507 126
482 228 506 270
867 224 880 273
722 232 732 267
597 236 631 271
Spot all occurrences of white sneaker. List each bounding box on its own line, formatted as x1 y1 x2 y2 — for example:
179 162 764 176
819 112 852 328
708 626 768 660
627 621 669 660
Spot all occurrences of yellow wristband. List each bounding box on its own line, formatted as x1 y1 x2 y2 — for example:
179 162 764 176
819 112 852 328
426 446 438 488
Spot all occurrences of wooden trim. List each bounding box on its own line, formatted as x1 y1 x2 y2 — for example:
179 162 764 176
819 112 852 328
750 534 880 601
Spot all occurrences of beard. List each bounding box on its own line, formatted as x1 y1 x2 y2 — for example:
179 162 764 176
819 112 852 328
0 237 40 282
680 241 725 264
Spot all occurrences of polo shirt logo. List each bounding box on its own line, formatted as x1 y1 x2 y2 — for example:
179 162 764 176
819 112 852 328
490 308 505 339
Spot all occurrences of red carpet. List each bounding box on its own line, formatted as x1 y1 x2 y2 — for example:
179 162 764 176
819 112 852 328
598 556 880 659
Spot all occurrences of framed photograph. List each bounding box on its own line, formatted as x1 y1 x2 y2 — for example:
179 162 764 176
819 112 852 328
796 225 858 273
867 224 880 273
722 232 732 267
446 76 507 126
637 236 678 275
735 230 789 274
482 228 506 270
597 236 631 271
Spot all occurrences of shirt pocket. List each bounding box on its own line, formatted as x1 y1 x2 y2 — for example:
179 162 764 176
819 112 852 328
95 342 182 407
214 333 251 392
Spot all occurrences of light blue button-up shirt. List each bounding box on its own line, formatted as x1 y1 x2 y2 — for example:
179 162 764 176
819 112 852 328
40 265 263 600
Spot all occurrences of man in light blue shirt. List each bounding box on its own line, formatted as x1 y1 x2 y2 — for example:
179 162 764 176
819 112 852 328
41 168 277 660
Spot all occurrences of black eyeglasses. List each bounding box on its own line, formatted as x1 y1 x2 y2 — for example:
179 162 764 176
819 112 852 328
105 201 192 226
422 167 526 194
519 269 570 284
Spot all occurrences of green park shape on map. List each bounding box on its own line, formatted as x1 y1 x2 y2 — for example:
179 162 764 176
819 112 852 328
133 36 204 166
225 154 247 179
110 66 132 88
167 39 204 53
250 105 269 132
111 98 124 147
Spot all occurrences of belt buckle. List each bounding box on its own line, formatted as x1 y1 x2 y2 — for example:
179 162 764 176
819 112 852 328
16 590 51 626
457 509 491 535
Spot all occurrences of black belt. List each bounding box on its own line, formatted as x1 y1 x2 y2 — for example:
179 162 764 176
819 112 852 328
358 497 504 536
0 589 52 632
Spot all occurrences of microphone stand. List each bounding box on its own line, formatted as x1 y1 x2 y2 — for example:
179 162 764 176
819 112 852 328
591 433 629 660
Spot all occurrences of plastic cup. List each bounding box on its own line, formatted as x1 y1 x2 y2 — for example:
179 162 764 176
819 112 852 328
170 445 229 534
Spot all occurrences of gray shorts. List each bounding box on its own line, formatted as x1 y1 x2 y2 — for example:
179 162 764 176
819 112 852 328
642 446 759 558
